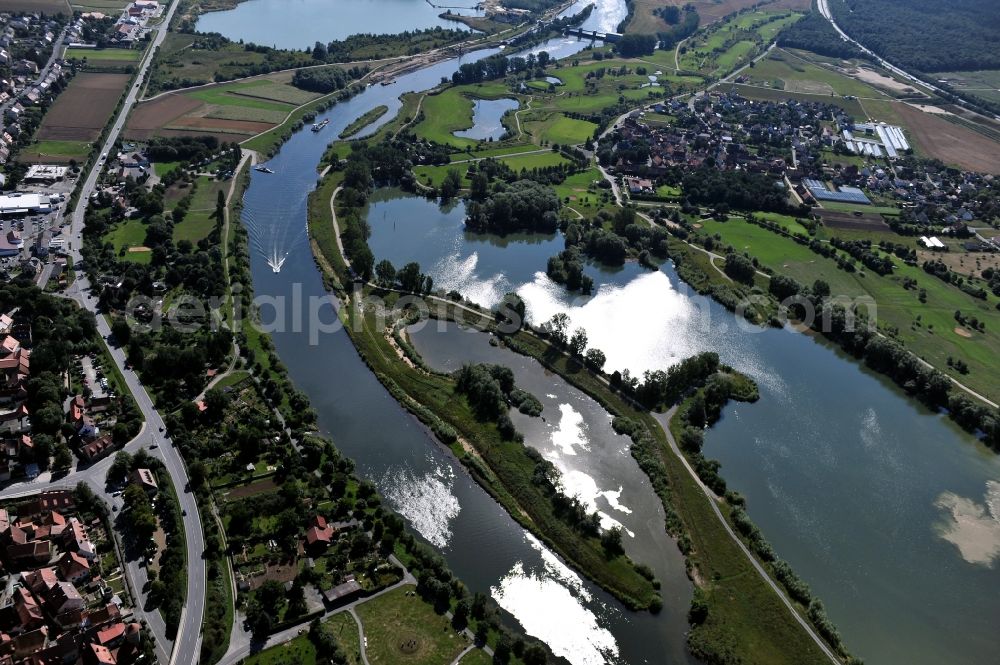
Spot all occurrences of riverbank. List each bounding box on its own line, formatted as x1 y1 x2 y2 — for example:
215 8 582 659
306 168 849 662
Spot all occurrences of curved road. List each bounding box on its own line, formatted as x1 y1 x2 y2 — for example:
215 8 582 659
58 1 206 664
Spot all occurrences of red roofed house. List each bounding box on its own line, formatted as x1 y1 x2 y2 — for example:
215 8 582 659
86 642 116 665
45 581 84 615
79 434 116 463
63 518 95 561
304 515 334 550
57 551 90 584
13 587 44 631
95 621 126 648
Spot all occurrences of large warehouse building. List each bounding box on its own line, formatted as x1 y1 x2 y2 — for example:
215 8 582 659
0 193 52 216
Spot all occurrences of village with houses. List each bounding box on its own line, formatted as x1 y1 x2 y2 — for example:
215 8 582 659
0 488 148 665
602 91 1000 253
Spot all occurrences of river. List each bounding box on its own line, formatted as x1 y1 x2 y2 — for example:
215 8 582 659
229 0 1000 661
236 3 694 665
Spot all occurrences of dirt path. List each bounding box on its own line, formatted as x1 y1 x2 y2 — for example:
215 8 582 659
653 407 843 665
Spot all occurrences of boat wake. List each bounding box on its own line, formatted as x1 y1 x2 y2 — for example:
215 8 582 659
243 206 306 275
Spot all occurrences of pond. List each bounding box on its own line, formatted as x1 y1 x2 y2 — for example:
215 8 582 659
454 98 519 141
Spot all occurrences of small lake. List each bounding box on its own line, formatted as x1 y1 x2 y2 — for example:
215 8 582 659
195 0 479 50
454 98 519 141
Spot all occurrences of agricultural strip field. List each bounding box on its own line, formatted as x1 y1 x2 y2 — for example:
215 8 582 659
71 0 129 10
64 47 141 63
126 77 321 144
35 72 130 143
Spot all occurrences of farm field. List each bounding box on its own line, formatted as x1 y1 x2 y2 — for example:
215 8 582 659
697 216 1000 398
19 139 90 163
126 76 323 145
34 72 130 145
356 587 469 665
0 0 69 11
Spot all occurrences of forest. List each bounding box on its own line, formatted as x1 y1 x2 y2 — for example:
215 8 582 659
776 12 868 61
831 0 1000 72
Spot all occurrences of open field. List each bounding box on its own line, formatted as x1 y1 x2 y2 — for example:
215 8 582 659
414 88 519 149
173 176 226 244
36 72 130 142
148 33 298 93
103 219 152 264
936 69 1000 106
0 0 69 11
64 47 141 63
126 76 321 144
697 216 1000 398
746 49 888 100
625 0 808 33
524 113 596 145
356 587 468 665
18 139 90 163
553 168 617 216
414 150 570 187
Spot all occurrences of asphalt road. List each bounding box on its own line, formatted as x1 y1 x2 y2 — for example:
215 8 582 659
56 1 206 664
